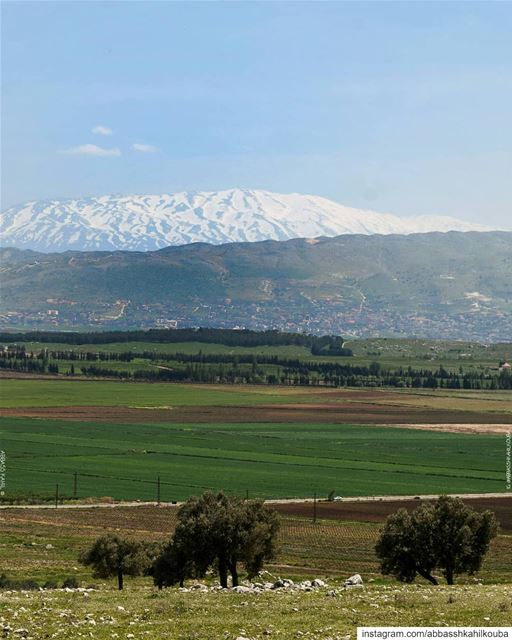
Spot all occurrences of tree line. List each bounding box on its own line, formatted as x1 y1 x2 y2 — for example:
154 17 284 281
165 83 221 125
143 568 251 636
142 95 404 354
0 328 351 355
1 346 511 389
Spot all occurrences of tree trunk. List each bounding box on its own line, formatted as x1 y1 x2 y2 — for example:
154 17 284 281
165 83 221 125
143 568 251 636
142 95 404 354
417 567 438 585
117 569 124 591
229 561 239 588
445 566 454 585
218 558 229 588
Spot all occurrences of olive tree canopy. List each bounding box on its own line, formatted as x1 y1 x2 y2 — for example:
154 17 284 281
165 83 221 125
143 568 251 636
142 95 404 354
80 534 151 590
376 495 498 585
153 491 280 588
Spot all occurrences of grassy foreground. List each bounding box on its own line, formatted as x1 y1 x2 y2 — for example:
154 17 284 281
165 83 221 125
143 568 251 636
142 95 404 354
1 583 511 638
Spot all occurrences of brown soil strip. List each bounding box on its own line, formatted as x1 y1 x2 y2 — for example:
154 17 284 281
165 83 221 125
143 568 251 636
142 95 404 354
2 403 511 425
2 497 510 533
274 496 512 531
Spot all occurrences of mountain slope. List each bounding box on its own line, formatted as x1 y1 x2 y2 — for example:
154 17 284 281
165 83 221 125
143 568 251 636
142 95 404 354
1 232 510 340
0 189 491 252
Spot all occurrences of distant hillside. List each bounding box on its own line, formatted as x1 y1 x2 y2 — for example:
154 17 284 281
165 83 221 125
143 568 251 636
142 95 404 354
1 231 511 340
0 188 491 252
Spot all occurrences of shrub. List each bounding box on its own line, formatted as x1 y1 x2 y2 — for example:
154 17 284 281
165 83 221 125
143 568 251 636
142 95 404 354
0 574 40 590
42 580 58 589
62 576 80 589
18 579 40 590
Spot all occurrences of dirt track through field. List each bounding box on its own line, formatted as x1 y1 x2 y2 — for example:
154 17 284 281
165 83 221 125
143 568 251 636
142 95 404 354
392 423 511 434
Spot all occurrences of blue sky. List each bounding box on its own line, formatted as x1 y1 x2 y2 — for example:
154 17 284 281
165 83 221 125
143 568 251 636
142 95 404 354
2 1 511 227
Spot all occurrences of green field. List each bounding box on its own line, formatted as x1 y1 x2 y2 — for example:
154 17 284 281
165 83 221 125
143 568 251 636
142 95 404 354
0 379 308 408
2 378 511 412
1 417 505 500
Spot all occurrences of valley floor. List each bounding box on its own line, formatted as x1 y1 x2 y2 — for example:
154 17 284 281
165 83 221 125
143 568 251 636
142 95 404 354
0 374 511 636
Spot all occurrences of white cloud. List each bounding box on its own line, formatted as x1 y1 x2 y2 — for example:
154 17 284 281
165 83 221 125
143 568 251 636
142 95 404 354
132 142 159 153
60 144 121 157
92 125 113 136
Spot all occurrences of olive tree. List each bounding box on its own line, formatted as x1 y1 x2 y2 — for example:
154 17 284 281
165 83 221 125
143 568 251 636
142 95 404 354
376 495 498 585
79 534 151 590
151 536 195 589
153 491 280 588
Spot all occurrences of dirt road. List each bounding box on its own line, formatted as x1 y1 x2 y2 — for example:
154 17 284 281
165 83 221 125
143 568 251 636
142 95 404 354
1 491 509 510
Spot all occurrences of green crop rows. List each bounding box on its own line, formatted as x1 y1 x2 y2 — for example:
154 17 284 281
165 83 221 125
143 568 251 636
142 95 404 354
0 418 504 501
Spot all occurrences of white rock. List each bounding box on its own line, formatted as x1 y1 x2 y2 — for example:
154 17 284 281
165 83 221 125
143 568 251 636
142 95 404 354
312 579 326 588
344 574 364 588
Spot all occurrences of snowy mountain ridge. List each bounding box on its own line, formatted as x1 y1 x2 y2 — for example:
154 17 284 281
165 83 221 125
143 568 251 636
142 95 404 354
0 188 492 252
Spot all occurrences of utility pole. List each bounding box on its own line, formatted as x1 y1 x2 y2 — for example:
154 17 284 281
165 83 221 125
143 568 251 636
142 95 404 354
55 483 59 509
73 472 78 499
313 491 317 524
157 476 161 505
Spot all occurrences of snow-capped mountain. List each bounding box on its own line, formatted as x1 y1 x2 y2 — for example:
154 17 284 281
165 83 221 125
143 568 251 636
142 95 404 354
0 189 491 252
